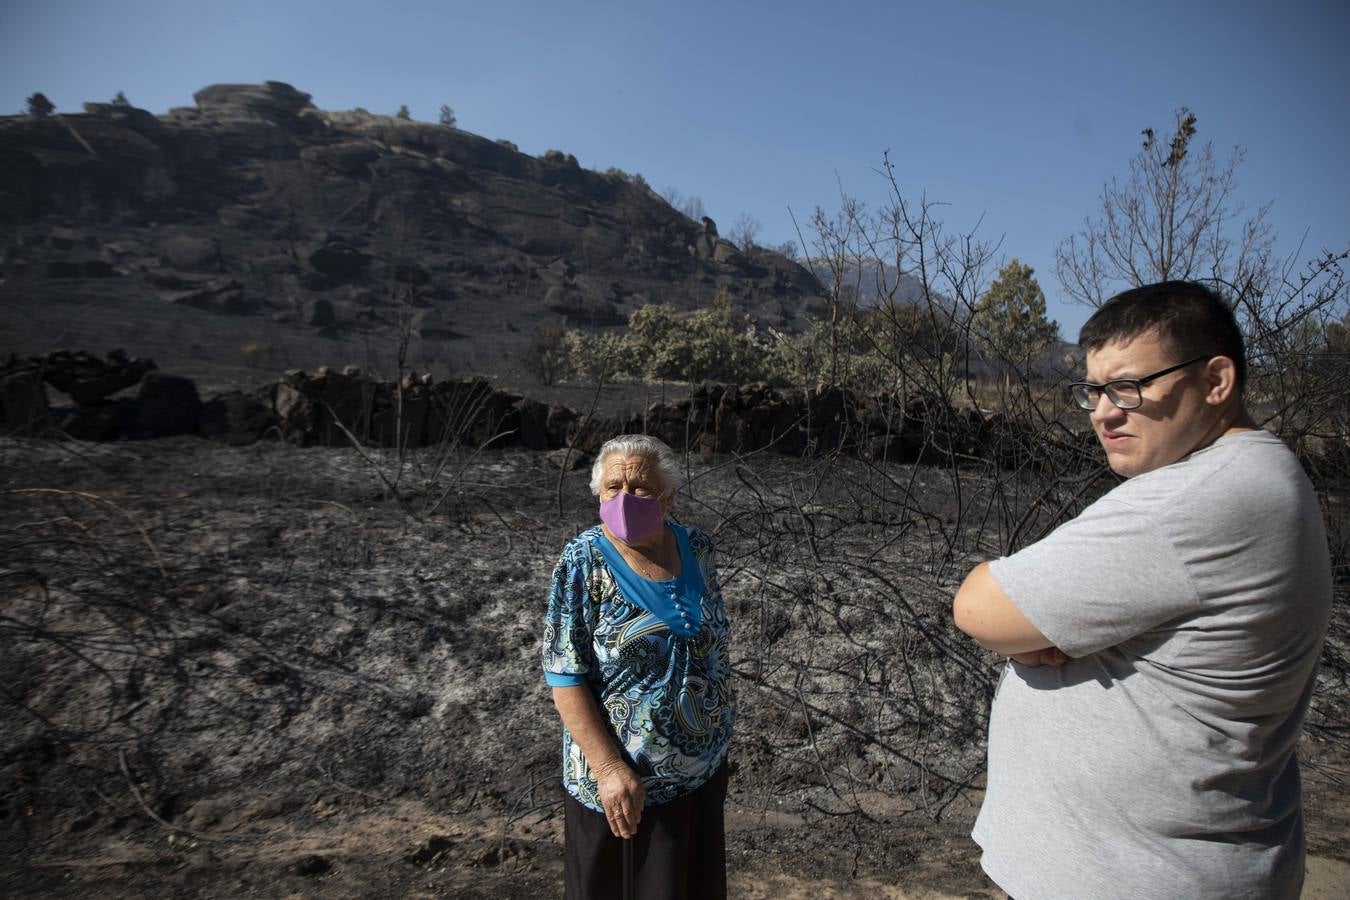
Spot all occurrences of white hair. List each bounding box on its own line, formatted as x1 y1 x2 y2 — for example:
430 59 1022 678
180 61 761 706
589 434 682 497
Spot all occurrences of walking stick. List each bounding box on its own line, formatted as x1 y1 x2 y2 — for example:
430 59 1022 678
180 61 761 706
622 836 635 900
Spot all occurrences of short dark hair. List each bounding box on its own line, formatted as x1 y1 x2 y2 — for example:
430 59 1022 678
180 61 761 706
1078 281 1246 391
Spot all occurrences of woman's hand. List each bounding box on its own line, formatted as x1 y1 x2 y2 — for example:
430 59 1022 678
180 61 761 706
595 759 646 838
552 686 647 838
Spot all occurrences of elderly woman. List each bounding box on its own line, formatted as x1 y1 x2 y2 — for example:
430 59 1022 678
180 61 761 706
542 434 735 900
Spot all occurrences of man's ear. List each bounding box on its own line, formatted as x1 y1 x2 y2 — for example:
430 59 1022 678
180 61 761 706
1203 356 1240 406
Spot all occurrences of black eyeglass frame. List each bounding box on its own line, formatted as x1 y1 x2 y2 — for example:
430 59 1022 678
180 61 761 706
1068 355 1212 411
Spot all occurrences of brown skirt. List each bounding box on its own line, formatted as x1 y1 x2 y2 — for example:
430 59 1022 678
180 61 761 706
563 763 729 900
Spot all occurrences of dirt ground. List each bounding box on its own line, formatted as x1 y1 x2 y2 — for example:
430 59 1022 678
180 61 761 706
2 435 1347 898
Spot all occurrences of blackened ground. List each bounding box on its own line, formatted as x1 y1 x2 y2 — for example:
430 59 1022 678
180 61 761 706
2 437 1347 898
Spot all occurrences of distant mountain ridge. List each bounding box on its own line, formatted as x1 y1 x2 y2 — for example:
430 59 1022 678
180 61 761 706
803 256 926 308
0 81 824 381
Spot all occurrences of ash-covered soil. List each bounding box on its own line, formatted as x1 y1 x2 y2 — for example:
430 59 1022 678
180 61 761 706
2 436 1347 898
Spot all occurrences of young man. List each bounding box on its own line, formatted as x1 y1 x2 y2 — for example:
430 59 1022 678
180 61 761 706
953 281 1332 899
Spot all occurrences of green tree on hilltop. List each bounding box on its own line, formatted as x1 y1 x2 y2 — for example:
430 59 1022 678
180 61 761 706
396 105 411 120
25 92 54 117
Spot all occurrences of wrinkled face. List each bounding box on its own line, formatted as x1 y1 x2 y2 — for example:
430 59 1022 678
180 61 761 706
1083 331 1222 477
598 453 672 516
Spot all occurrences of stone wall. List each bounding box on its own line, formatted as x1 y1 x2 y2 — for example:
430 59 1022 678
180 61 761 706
0 353 1091 469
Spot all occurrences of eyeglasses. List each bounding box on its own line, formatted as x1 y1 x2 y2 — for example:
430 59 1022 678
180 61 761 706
1068 355 1211 411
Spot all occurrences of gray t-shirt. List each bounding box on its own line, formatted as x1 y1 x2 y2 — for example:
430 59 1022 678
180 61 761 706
975 430 1332 900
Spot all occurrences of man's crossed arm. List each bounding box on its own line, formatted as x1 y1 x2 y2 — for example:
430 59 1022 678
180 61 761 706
953 562 1067 666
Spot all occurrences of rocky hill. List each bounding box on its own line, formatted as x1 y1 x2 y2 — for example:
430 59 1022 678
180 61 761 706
0 81 824 389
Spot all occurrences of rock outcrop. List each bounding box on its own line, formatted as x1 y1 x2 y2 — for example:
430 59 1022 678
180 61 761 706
0 82 825 373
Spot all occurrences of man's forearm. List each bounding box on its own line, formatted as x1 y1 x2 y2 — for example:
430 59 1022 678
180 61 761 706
953 562 1056 655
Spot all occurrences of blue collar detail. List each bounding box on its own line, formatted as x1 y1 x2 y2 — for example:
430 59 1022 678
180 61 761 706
595 523 706 638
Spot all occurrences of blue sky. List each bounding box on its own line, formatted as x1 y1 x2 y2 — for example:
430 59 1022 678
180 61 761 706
3 0 1347 337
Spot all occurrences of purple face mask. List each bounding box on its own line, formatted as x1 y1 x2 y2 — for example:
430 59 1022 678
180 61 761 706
600 491 664 544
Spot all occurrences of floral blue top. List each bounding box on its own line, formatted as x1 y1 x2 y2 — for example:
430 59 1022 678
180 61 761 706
542 521 735 812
